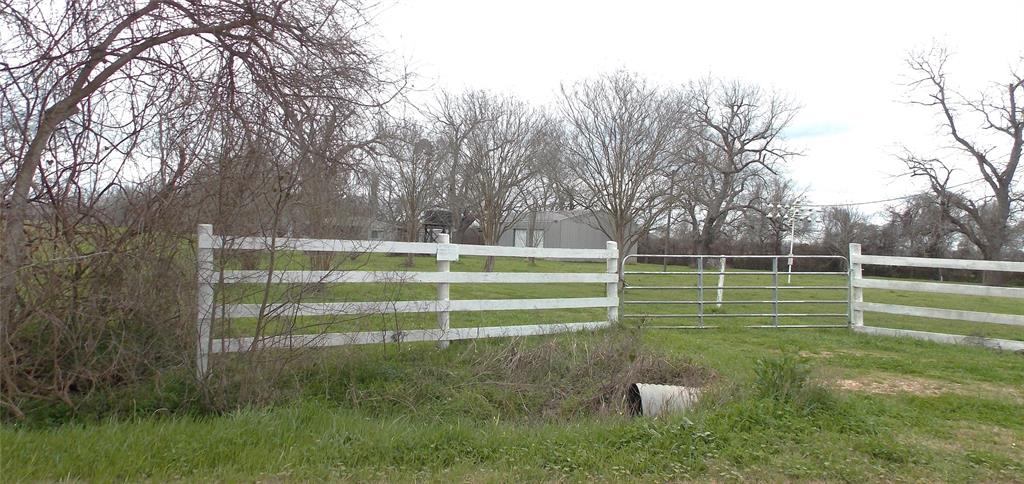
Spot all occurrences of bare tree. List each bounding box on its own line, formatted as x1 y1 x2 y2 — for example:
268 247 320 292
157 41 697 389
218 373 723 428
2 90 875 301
901 47 1023 283
373 117 441 265
429 91 487 244
522 125 571 264
677 79 799 254
735 174 809 254
460 92 548 271
882 194 955 259
558 71 682 270
286 98 384 270
820 207 874 256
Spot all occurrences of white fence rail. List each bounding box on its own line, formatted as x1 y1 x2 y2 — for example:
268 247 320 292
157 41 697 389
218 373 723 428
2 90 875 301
849 243 1024 351
196 224 619 377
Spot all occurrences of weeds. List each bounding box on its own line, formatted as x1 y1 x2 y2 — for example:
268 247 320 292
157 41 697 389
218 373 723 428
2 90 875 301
298 329 713 421
466 329 713 417
751 354 836 415
9 328 710 426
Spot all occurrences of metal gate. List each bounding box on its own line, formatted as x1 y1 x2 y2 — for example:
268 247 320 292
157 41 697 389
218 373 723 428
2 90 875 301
622 254 850 329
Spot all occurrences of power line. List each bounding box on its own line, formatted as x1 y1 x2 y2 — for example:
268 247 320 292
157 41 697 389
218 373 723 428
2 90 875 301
801 177 988 208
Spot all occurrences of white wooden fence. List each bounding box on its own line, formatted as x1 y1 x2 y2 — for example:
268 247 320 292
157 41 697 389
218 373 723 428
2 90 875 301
849 243 1024 352
196 224 619 377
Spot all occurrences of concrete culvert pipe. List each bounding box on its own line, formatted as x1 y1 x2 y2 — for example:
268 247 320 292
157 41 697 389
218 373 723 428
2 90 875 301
628 383 700 417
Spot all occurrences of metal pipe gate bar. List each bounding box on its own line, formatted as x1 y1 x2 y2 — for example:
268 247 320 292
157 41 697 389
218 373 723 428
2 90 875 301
622 254 850 329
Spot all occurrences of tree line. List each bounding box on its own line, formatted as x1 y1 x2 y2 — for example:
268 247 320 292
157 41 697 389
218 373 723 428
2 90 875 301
376 75 799 266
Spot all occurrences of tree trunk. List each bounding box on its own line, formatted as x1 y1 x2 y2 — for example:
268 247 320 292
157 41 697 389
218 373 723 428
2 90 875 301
483 223 497 272
662 210 671 272
526 210 537 266
404 212 417 268
981 241 1007 286
981 250 1007 286
1 112 64 348
981 271 1005 285
615 228 628 283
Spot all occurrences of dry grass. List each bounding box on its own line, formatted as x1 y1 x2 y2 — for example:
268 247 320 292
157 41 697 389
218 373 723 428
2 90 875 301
463 330 715 418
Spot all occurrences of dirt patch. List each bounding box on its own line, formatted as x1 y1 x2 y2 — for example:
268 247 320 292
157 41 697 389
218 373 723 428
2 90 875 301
904 423 1024 456
798 349 893 359
799 350 836 358
831 373 1023 403
835 376 949 396
955 424 1023 452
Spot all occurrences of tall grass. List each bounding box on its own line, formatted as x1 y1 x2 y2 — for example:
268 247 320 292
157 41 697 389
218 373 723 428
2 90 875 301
751 355 835 413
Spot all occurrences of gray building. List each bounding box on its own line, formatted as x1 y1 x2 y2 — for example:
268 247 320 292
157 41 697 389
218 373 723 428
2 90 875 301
497 210 638 256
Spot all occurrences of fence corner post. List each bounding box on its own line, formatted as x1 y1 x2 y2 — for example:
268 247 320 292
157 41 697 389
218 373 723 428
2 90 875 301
606 241 619 324
196 224 215 380
849 243 863 328
436 233 451 348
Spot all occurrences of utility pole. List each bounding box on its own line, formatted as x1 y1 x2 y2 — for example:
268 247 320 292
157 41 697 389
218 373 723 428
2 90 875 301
766 201 820 284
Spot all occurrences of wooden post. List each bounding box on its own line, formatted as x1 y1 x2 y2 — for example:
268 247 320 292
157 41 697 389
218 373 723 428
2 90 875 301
437 233 451 348
196 224 215 379
606 241 619 323
716 256 726 308
849 243 863 327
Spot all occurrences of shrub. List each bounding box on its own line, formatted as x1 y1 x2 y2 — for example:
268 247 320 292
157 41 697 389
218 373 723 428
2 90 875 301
1 228 197 422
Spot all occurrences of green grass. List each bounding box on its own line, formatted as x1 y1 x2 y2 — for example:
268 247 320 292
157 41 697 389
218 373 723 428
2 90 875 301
4 329 1022 482
3 255 1023 482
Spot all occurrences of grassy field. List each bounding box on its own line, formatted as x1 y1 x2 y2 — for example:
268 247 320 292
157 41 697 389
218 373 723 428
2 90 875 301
2 254 1023 482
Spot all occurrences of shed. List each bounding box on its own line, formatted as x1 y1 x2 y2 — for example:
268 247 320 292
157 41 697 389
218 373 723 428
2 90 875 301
497 210 637 256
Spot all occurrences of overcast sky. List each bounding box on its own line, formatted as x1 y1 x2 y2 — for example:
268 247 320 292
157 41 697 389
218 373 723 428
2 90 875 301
371 0 1023 212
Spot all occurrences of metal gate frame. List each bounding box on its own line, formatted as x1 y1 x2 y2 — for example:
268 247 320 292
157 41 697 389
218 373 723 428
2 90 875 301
622 254 850 329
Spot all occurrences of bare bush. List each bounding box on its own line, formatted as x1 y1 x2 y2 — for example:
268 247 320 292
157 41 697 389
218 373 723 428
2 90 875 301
0 0 400 419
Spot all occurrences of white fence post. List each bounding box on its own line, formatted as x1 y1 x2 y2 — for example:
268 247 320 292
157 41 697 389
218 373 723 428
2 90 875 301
849 243 863 327
436 233 451 349
716 256 726 308
606 241 619 323
196 224 215 379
